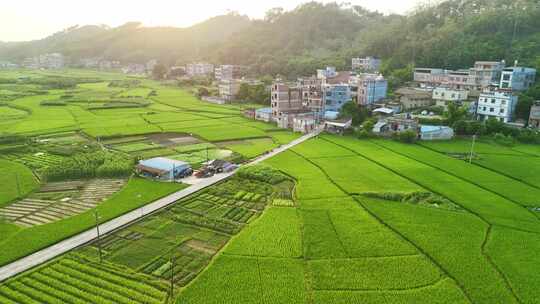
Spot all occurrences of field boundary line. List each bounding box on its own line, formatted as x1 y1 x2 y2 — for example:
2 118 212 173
312 275 445 292
419 142 540 196
320 137 483 303
331 137 521 304
377 141 540 223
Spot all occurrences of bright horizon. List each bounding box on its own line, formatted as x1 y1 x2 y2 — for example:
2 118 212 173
0 0 427 42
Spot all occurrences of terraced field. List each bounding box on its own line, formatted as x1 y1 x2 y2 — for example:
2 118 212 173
0 179 125 226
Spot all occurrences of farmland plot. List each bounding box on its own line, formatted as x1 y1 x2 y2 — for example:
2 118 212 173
0 160 38 207
375 140 540 207
0 255 168 304
0 179 126 227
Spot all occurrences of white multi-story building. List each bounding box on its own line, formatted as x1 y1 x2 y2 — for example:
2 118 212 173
186 63 214 78
351 57 381 72
414 61 505 91
432 87 468 102
316 66 337 80
476 89 518 123
500 66 536 91
352 73 388 106
214 65 246 82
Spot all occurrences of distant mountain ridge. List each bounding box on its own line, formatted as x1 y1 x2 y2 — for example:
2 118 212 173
1 0 539 79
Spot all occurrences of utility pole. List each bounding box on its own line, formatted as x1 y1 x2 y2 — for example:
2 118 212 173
469 135 477 164
94 210 103 263
15 172 21 198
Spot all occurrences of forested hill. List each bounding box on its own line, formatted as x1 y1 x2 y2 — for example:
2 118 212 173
1 0 540 78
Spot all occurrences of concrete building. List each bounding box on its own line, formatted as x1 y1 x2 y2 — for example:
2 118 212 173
395 88 434 110
215 65 246 81
323 84 352 113
325 118 352 134
293 112 316 133
146 59 158 72
432 87 468 108
353 73 388 106
136 157 191 180
413 68 447 86
22 53 65 69
373 115 419 135
352 57 381 72
414 61 505 90
219 79 242 101
469 61 505 88
255 107 272 122
317 66 337 80
298 77 324 118
271 82 303 125
476 89 518 123
186 63 214 78
528 101 540 129
500 66 537 91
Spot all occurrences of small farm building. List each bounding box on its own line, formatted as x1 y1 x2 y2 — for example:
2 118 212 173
136 157 191 180
255 107 272 122
420 125 454 140
324 118 352 134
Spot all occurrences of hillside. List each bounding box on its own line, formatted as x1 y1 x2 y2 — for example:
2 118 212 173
0 0 539 77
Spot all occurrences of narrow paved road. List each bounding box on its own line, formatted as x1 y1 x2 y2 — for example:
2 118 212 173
0 128 321 282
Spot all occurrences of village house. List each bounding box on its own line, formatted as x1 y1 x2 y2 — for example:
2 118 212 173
500 66 537 91
255 107 272 122
293 112 317 133
432 87 469 109
214 65 246 82
476 88 518 123
414 60 505 91
186 63 214 78
395 87 434 110
351 56 381 72
373 115 419 135
353 73 388 106
324 118 352 134
270 82 303 125
528 101 540 129
298 77 324 119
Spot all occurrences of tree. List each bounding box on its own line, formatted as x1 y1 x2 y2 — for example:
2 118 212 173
152 64 167 80
444 102 468 127
236 83 251 102
339 101 368 126
197 87 209 97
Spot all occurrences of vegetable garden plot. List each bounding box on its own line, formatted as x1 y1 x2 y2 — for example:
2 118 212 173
0 255 168 304
176 255 306 304
0 178 126 227
224 207 303 258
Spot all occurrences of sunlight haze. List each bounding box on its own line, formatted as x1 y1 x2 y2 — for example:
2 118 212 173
0 0 425 41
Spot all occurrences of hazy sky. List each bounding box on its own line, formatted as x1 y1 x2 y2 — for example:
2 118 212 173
0 0 426 42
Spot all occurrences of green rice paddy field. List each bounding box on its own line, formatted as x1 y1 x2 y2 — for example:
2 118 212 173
2 69 540 304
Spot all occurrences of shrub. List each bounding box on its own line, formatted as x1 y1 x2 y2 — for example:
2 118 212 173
493 133 515 146
42 151 134 181
236 165 289 185
393 130 418 143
